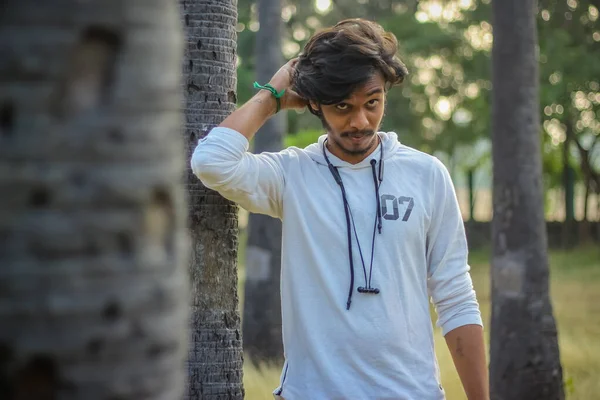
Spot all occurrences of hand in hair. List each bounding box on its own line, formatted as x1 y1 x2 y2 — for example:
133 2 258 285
268 58 309 111
216 58 308 140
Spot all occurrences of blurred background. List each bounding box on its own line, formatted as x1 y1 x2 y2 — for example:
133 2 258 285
238 0 600 227
236 1 600 399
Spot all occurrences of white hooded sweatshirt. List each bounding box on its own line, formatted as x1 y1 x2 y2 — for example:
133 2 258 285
191 127 482 400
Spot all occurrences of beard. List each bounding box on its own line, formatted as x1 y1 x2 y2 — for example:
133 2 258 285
320 114 379 157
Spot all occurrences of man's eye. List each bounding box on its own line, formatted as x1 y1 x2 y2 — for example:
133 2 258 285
335 103 349 111
368 99 380 106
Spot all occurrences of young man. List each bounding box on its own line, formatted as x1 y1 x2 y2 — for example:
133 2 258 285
192 19 488 400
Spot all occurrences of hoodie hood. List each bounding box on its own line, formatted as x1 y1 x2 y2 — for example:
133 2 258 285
304 131 401 169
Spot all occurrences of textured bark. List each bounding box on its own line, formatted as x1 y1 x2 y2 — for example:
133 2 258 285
490 1 565 399
242 0 285 364
181 1 244 399
0 1 189 399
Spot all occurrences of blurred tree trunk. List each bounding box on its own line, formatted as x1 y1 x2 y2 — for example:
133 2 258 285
181 1 244 399
562 121 575 247
0 1 189 399
583 176 590 222
243 0 285 364
579 177 592 244
571 134 599 243
490 1 564 399
468 169 476 221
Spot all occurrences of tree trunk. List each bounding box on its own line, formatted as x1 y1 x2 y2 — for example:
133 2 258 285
490 1 564 400
181 1 244 399
579 176 592 244
0 1 190 399
562 122 575 248
571 131 600 220
583 176 590 222
468 169 476 222
569 122 600 244
243 0 285 365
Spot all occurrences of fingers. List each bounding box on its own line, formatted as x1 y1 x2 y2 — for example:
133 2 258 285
271 59 306 110
283 59 297 77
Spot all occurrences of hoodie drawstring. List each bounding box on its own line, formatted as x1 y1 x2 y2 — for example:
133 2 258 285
371 159 383 234
322 137 385 310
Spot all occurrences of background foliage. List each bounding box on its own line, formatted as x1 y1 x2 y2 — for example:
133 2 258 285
237 0 600 222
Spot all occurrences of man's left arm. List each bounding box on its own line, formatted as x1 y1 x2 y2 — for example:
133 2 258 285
425 158 488 400
445 324 489 400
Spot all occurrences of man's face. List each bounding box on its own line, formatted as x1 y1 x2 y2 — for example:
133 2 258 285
312 73 386 164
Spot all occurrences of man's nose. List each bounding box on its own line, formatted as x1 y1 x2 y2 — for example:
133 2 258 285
349 109 369 131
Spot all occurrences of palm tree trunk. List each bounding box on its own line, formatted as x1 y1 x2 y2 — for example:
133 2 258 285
181 1 244 399
490 1 564 399
243 0 285 364
0 1 189 399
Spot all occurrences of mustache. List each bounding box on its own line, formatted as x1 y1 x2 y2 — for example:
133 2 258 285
340 130 375 137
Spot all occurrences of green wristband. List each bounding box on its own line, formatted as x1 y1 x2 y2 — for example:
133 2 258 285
253 81 286 113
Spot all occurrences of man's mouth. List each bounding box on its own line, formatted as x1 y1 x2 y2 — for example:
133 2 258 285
344 131 373 139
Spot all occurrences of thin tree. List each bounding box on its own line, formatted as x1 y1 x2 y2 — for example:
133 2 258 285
181 0 244 399
243 0 285 364
490 0 564 399
0 0 189 399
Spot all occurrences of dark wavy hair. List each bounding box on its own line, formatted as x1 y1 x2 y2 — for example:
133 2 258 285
292 19 408 113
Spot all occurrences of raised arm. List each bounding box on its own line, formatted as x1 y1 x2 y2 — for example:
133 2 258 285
219 58 307 140
190 60 307 218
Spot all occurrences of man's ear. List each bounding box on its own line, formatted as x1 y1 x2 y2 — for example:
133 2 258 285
309 100 321 116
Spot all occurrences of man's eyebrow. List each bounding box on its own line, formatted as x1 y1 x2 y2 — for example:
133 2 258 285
366 88 384 96
335 88 384 103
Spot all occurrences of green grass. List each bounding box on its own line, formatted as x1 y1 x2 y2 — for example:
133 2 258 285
238 244 600 399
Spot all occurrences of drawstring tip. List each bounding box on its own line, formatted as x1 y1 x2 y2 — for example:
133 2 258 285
378 224 382 234
346 300 352 310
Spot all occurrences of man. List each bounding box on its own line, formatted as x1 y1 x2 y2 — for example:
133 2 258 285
192 19 488 400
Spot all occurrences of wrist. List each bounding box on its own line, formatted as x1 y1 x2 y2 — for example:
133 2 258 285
253 81 285 114
253 90 278 116
267 79 287 93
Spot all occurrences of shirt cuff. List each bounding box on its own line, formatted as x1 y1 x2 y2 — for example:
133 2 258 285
441 313 483 336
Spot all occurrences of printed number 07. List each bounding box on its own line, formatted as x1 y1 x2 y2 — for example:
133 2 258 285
381 195 414 221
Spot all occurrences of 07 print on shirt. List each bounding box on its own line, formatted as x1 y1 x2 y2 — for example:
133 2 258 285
381 194 414 221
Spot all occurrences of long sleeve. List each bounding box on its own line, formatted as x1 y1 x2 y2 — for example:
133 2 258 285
191 127 288 219
426 158 483 336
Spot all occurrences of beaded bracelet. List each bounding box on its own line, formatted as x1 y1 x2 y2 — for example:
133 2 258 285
253 82 286 113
